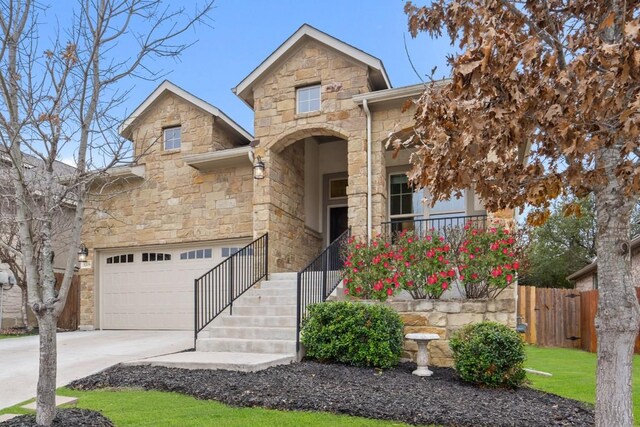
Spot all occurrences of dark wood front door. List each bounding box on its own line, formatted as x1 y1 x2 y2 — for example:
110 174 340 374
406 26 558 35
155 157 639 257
329 206 349 243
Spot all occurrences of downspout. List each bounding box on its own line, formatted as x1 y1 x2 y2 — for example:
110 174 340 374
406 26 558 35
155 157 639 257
362 99 372 242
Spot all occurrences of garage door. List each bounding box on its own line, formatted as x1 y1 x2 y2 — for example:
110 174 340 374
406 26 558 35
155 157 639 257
100 242 247 330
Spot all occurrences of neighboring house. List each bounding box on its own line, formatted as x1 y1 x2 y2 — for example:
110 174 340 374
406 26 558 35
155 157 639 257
567 235 640 291
78 24 511 332
0 151 76 329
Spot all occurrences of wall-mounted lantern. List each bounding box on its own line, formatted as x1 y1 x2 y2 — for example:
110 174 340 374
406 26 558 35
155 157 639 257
253 156 265 180
78 244 88 263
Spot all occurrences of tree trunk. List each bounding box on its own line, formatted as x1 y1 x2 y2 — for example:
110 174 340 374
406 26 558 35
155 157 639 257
594 176 640 426
20 285 30 331
35 310 57 426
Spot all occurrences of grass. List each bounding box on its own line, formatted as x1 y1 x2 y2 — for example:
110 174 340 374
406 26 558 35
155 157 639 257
525 345 640 422
0 387 412 427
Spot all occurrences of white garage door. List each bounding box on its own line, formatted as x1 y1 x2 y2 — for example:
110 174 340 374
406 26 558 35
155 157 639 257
100 242 247 330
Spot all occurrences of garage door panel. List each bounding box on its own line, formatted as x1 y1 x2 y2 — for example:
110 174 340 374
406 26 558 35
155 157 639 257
100 243 237 330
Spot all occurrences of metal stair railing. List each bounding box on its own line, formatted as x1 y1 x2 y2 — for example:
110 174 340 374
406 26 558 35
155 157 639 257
296 229 350 352
194 233 268 345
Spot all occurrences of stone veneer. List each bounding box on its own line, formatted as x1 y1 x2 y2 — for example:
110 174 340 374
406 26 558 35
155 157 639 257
387 286 518 367
79 93 253 327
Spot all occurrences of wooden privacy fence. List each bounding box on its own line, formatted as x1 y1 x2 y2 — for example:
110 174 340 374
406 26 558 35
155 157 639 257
518 286 640 354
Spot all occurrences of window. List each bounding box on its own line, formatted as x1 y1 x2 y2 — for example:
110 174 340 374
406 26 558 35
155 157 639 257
329 178 348 199
164 126 181 150
142 253 172 262
389 174 423 219
429 193 466 217
296 85 321 114
222 247 254 257
179 248 212 260
106 254 134 264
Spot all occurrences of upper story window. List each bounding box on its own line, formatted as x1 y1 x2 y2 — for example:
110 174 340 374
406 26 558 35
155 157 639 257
296 85 321 114
164 126 181 150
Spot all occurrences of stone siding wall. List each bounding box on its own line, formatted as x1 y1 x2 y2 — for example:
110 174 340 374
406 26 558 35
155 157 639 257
387 286 517 367
250 40 370 267
79 93 253 327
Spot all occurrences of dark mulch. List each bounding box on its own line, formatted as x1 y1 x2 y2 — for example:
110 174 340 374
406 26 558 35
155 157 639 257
0 409 113 427
68 361 594 426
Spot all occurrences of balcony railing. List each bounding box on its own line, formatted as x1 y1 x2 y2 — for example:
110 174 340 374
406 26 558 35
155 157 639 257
381 214 488 240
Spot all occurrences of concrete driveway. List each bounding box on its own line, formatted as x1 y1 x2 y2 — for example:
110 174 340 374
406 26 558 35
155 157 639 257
0 330 192 410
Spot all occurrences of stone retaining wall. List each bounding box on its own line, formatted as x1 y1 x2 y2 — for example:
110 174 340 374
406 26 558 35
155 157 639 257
386 286 517 367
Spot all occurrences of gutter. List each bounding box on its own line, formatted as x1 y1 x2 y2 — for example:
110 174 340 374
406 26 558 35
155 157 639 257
363 99 372 242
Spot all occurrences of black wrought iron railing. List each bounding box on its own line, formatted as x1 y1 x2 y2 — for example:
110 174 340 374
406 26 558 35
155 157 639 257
194 233 268 344
296 229 350 352
381 214 488 240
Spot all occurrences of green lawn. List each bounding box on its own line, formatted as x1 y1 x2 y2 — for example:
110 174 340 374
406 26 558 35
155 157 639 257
525 345 640 422
1 387 411 427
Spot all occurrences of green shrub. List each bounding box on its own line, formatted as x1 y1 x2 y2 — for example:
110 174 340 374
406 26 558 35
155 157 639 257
300 301 404 369
449 321 526 387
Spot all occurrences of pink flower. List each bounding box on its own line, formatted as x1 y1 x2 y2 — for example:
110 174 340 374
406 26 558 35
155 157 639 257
513 262 520 270
439 236 445 242
471 273 479 280
427 275 437 284
355 286 362 294
448 270 456 277
490 243 499 251
408 237 413 243
506 274 513 283
386 288 393 296
353 268 359 273
405 261 410 267
437 255 444 262
469 254 475 259
407 280 414 287
442 282 449 290
502 248 508 254
426 235 433 241
344 289 350 295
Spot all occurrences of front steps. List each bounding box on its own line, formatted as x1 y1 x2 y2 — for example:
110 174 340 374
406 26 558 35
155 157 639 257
196 272 298 356
133 272 299 372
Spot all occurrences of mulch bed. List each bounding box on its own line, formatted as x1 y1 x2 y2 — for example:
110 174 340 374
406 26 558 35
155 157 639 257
0 409 113 427
69 361 594 426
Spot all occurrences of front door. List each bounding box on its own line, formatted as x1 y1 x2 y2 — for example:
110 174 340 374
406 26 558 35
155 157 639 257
329 206 348 243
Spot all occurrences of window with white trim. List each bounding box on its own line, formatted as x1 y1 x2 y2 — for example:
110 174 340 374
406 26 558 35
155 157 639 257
179 248 212 260
164 126 181 150
389 174 424 220
106 254 134 264
142 253 172 262
296 85 321 114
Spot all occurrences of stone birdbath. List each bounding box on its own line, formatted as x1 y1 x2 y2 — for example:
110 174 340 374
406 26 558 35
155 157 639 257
405 333 440 377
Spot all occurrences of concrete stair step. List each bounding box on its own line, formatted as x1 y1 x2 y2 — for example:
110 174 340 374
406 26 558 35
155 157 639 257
234 295 297 306
256 280 297 289
124 351 295 372
246 287 297 297
197 337 296 354
214 315 297 328
208 326 295 340
268 272 297 280
232 304 297 316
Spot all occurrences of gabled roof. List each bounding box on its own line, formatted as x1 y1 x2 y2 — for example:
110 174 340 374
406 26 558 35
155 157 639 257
567 234 640 281
233 24 392 109
119 80 252 143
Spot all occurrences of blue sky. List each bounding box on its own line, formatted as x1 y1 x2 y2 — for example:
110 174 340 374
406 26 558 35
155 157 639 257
37 1 456 163
71 1 454 134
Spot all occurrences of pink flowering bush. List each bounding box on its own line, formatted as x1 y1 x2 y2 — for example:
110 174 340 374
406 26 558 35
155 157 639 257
457 225 519 298
343 235 396 300
393 231 453 299
342 223 521 301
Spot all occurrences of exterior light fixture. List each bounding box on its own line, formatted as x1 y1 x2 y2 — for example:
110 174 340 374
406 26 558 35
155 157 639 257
78 244 88 263
253 156 265 180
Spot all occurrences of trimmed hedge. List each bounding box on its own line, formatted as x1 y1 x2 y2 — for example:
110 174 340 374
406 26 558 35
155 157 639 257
450 321 526 388
300 301 404 369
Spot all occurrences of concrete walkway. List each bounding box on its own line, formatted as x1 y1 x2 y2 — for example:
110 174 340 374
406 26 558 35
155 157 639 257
0 330 191 410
